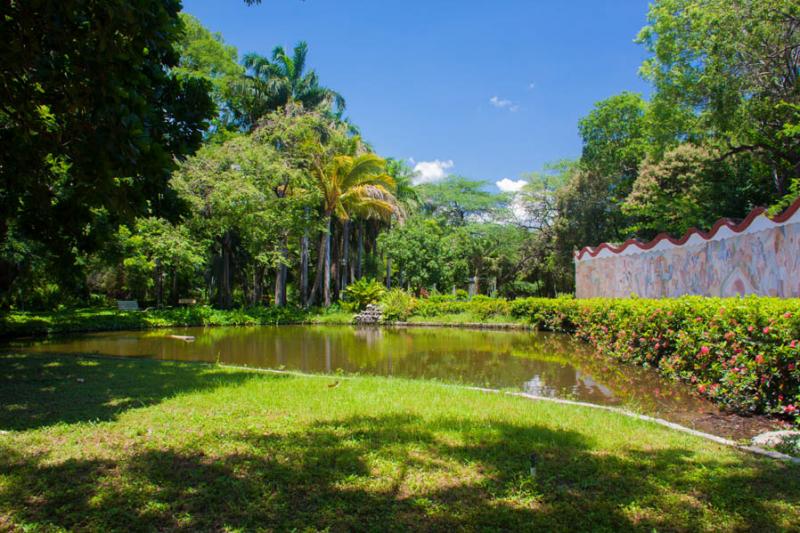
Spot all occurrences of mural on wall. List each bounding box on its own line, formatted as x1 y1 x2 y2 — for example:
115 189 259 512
574 198 800 298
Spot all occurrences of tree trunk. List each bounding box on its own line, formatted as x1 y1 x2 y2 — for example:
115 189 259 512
308 215 331 307
332 223 339 300
253 265 264 305
171 267 178 306
154 257 163 308
385 256 392 289
357 220 364 280
324 217 332 306
340 220 350 292
219 232 233 309
300 208 309 306
274 235 288 306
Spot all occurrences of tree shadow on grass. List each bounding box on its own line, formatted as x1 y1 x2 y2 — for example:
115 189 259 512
2 413 798 531
0 352 263 431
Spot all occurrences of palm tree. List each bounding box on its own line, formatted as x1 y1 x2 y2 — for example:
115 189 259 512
307 153 399 306
236 42 345 129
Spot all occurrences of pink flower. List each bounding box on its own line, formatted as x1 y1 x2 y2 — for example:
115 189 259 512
763 327 771 334
791 340 797 348
724 331 735 341
785 405 797 414
784 312 792 319
700 346 710 355
748 325 755 333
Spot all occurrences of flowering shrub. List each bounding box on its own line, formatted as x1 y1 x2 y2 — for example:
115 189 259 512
511 296 800 419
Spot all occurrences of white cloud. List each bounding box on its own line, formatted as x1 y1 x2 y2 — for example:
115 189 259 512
495 178 527 192
412 159 454 185
489 96 519 112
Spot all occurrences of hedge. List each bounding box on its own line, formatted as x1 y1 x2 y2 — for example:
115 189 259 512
509 296 800 419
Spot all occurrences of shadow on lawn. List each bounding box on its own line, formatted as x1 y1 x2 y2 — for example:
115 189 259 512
1 413 798 531
0 353 261 431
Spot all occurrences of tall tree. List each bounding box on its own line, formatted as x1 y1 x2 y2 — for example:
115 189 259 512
417 176 503 225
308 154 399 306
638 0 800 197
0 0 214 302
236 42 345 129
175 13 244 132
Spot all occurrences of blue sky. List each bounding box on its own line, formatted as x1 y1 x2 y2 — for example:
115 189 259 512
183 0 651 191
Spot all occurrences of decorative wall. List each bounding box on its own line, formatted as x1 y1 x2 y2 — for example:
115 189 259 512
574 198 800 299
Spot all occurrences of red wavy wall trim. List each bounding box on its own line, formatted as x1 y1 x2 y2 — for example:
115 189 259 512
574 195 800 261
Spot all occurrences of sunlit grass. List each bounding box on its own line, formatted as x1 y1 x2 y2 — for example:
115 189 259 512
1 353 799 531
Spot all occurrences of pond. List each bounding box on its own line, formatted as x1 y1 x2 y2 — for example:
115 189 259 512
12 325 782 439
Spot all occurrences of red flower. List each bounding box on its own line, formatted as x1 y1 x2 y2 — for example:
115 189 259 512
791 340 797 348
698 384 707 393
748 326 755 333
700 346 710 355
755 354 765 364
784 312 792 319
789 363 796 371
784 404 797 414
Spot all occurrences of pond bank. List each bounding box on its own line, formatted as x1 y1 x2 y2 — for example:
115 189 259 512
1 352 799 531
3 299 799 427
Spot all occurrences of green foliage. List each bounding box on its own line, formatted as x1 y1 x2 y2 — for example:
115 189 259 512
510 296 800 417
379 289 417 321
0 0 214 301
117 217 205 303
414 295 512 321
378 217 467 294
417 176 505 225
235 42 345 129
578 92 650 189
176 13 244 132
0 306 309 338
622 144 769 239
342 278 385 311
637 0 800 200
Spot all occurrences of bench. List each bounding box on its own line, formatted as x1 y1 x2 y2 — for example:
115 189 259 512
178 298 197 306
116 300 140 311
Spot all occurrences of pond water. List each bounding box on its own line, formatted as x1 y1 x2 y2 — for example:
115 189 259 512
12 325 782 439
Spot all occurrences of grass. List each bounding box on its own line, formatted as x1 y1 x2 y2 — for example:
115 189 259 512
0 306 310 338
1 353 799 531
308 309 357 324
406 312 520 325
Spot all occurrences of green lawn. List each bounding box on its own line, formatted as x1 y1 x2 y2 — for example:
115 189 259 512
1 353 799 531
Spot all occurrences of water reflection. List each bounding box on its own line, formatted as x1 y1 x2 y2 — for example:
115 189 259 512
10 325 782 439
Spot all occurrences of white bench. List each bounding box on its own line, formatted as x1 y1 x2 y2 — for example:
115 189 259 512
178 298 197 306
116 300 140 311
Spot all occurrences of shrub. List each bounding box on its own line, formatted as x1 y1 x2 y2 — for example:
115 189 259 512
510 296 800 419
342 278 386 312
380 289 417 321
